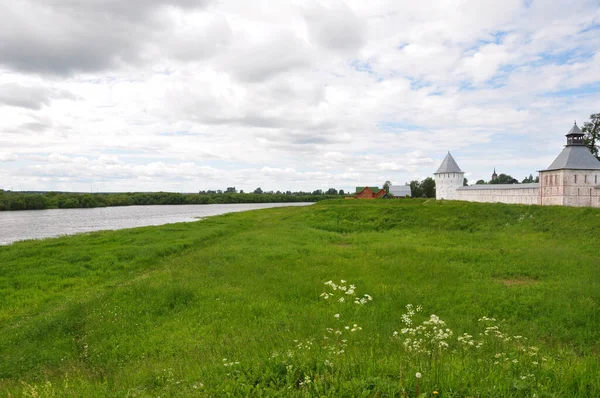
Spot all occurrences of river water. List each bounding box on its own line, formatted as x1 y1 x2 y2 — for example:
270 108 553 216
0 203 313 245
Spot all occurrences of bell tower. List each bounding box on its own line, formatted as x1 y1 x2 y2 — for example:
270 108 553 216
565 121 584 146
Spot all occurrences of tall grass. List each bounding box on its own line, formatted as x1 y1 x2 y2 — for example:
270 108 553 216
1 200 598 396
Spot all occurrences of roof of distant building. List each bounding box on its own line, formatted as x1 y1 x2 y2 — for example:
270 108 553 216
355 186 380 194
543 146 600 171
389 185 411 196
434 152 463 174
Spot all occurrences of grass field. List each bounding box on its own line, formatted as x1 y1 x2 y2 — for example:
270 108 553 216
1 199 599 397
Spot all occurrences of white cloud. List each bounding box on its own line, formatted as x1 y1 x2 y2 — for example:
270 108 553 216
0 0 599 192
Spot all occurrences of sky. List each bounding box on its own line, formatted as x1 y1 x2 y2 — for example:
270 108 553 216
1 0 599 193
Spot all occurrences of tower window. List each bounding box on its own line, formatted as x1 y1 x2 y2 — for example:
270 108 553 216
545 176 548 184
574 175 577 183
596 175 598 184
585 175 587 183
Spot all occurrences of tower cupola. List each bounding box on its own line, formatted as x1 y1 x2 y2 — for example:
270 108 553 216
565 121 584 146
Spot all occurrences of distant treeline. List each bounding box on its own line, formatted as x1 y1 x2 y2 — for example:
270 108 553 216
0 190 339 211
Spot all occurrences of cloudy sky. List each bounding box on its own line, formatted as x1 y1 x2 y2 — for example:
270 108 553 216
1 0 599 193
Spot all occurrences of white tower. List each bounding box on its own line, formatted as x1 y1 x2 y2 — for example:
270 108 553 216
434 152 464 200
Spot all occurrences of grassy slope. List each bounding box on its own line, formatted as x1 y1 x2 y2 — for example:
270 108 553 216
0 199 599 396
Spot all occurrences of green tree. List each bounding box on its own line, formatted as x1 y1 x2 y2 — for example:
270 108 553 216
338 189 345 195
420 177 436 198
490 173 518 184
326 188 338 195
409 180 422 198
383 181 391 193
582 113 600 160
463 177 468 186
475 179 486 185
522 174 535 183
253 187 263 194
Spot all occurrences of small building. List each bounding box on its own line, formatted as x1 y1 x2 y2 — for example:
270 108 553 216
355 186 387 199
389 185 411 198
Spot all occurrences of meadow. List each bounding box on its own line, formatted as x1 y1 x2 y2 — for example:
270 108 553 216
0 199 598 397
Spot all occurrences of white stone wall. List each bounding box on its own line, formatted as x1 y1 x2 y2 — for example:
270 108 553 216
435 172 464 200
455 186 539 205
539 169 600 207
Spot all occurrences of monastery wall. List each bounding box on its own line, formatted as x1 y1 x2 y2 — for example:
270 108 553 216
455 184 539 205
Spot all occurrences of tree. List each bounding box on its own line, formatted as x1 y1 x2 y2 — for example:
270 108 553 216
420 177 436 198
475 179 486 185
225 187 236 193
582 113 600 160
490 173 518 184
326 188 338 195
383 180 391 193
522 174 535 183
338 189 345 195
463 177 469 186
409 180 422 198
312 189 323 195
253 187 263 194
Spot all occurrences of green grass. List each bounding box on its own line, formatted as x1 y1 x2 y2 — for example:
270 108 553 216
1 199 599 397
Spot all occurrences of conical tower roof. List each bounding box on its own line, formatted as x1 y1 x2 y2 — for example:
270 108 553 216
545 146 600 170
566 122 583 136
544 123 600 171
435 152 463 174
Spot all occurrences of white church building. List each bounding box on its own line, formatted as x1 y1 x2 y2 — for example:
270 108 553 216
434 123 600 208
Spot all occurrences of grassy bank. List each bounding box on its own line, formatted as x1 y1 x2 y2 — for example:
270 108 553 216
1 200 599 396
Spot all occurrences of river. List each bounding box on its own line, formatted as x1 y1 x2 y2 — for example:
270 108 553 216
0 203 313 245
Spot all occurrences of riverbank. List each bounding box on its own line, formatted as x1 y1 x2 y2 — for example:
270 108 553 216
0 190 338 211
1 200 598 396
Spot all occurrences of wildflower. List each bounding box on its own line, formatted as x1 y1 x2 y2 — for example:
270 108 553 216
415 372 422 379
433 391 439 395
338 297 345 303
334 313 340 319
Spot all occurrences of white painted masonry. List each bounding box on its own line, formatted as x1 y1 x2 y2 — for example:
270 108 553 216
435 123 600 208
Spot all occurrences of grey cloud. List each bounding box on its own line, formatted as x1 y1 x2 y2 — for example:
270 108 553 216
0 84 74 110
303 3 366 53
222 34 312 82
46 0 211 21
0 0 212 75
